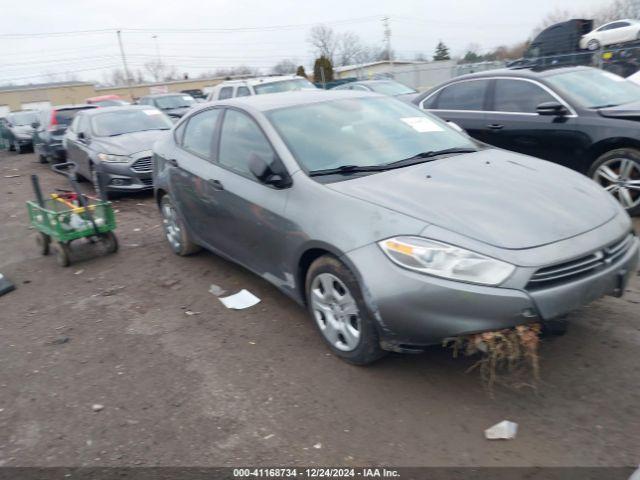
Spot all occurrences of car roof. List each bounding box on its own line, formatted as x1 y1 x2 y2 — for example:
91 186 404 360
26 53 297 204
80 105 158 116
142 93 189 98
196 89 382 113
216 75 303 88
444 65 594 83
49 104 96 111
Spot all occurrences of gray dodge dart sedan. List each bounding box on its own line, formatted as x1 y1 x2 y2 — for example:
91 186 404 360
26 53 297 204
153 90 639 365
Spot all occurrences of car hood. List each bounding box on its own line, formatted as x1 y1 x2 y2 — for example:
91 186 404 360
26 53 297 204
12 125 34 134
598 100 640 119
327 149 619 250
93 129 168 156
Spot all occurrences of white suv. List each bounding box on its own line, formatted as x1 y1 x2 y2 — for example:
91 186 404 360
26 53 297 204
205 75 316 101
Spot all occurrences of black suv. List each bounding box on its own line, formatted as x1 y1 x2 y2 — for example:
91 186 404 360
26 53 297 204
32 105 96 163
413 66 640 215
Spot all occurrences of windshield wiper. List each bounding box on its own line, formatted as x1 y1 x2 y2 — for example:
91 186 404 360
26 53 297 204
384 147 478 168
309 148 478 177
592 103 619 109
309 164 387 176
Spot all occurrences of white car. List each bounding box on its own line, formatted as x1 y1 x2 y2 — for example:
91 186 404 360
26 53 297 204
580 19 640 50
206 75 317 101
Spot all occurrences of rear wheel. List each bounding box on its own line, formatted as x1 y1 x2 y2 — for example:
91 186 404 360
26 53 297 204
100 231 118 254
55 242 71 267
160 194 201 256
587 38 601 51
590 148 640 216
38 153 48 164
36 232 51 255
306 255 386 365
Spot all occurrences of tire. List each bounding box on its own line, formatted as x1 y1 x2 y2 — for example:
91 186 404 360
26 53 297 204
159 194 201 256
55 242 71 267
14 141 23 154
589 148 640 216
90 164 111 200
587 39 601 51
101 231 119 254
305 255 386 365
38 153 48 164
36 232 51 256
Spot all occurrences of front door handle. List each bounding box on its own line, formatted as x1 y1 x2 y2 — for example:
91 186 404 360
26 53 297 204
487 124 504 130
208 179 224 191
168 158 179 167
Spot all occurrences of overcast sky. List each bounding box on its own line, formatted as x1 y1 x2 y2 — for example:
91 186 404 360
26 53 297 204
1 0 612 85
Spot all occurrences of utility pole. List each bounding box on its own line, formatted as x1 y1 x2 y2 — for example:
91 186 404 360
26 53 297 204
116 30 134 100
382 16 393 74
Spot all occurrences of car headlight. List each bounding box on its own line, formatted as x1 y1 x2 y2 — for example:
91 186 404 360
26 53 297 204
97 153 129 163
378 236 515 286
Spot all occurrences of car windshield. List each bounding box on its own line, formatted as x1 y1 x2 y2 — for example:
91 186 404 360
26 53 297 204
368 81 417 96
154 95 196 109
267 96 476 173
253 78 316 95
546 69 640 108
9 111 38 125
55 108 94 126
91 109 173 136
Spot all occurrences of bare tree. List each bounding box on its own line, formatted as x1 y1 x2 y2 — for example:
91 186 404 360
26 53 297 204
144 59 179 82
271 59 297 75
594 0 640 24
308 25 338 62
336 31 365 66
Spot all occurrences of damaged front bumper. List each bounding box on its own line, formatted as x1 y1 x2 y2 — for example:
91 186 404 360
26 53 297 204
345 235 639 352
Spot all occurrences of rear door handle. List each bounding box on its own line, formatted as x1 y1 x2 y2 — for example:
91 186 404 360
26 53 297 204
487 124 504 130
208 179 224 191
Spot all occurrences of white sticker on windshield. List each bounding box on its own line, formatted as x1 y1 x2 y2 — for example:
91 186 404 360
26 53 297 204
143 109 162 115
182 96 193 101
401 117 444 132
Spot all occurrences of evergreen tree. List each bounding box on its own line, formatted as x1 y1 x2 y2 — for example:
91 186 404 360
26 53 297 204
433 41 451 61
296 65 308 78
313 56 334 83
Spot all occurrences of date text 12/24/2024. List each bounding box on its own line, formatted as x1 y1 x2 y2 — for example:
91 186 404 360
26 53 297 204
233 468 401 478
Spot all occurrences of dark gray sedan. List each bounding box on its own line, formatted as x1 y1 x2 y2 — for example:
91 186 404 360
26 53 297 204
153 90 639 365
64 106 173 197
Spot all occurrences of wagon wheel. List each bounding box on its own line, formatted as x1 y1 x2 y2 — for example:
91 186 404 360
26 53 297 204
101 231 118 254
36 232 51 256
55 242 71 267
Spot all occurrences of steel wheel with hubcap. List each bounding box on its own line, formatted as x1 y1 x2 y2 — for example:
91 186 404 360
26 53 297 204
587 39 601 51
160 195 200 256
310 273 362 352
306 255 385 365
591 149 640 215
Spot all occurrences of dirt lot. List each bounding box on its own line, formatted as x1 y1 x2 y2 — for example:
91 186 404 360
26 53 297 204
0 150 639 468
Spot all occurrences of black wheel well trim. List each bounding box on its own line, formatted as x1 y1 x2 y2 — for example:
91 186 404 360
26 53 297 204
586 138 640 168
295 243 388 334
155 187 168 209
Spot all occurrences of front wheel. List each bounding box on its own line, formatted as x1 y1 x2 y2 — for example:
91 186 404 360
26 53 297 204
55 242 71 267
306 255 386 365
590 148 640 216
587 38 601 51
100 231 118 254
160 194 201 256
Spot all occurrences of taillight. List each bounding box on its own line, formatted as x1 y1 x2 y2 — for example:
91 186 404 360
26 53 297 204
48 111 60 132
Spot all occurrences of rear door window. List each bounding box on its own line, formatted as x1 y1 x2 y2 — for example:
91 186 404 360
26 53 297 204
218 109 274 176
182 108 221 158
236 86 251 97
493 79 555 113
435 80 489 111
55 108 91 126
218 87 234 100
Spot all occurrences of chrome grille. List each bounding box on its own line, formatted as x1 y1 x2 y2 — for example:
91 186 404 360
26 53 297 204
131 157 152 173
527 234 634 290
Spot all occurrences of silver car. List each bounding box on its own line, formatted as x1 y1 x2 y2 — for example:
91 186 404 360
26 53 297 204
153 90 639 365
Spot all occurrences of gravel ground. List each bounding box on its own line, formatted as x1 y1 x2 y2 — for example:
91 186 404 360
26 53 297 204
0 150 639 468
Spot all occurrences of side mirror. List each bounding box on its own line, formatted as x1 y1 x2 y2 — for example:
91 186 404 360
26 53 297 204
249 155 292 189
536 101 568 116
77 131 86 141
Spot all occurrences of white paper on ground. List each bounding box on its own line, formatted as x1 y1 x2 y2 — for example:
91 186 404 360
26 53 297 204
219 289 261 310
484 420 518 440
